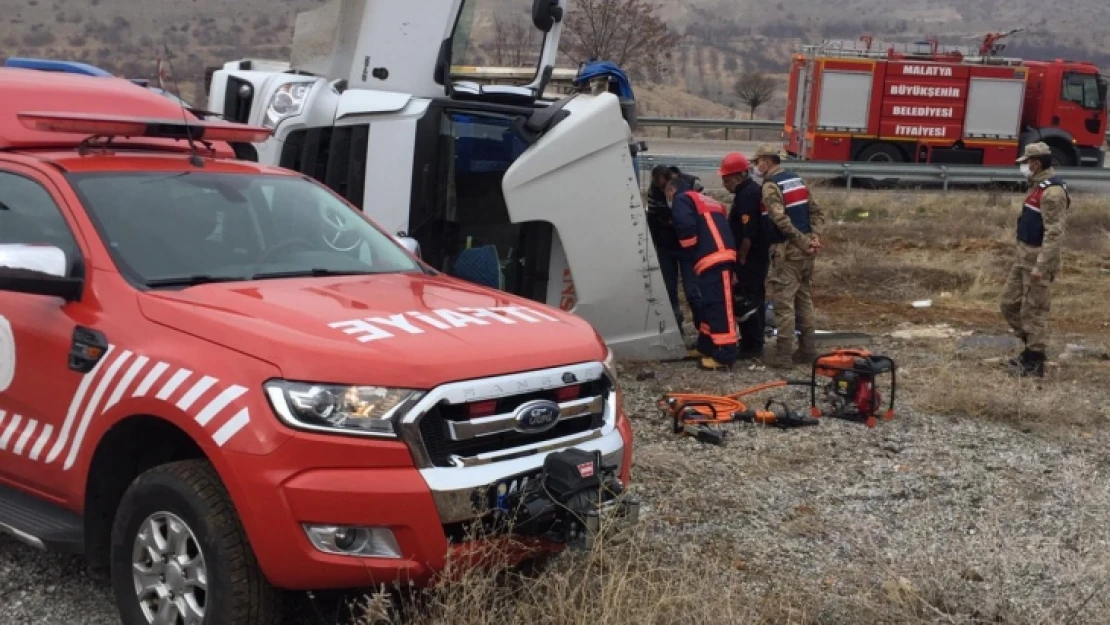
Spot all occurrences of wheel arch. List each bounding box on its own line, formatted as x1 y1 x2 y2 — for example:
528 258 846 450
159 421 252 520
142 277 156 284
82 414 228 574
1021 127 1079 166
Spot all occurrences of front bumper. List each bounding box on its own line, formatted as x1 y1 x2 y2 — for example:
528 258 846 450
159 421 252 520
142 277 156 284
227 418 633 590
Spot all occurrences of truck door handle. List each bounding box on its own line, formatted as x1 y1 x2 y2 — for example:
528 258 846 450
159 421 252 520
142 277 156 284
69 326 109 374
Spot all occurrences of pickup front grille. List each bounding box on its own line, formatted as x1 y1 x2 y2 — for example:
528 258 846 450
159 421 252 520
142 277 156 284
397 363 613 470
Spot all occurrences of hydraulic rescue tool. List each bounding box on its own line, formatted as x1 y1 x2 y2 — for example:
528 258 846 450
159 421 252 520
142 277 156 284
659 349 898 444
809 349 897 428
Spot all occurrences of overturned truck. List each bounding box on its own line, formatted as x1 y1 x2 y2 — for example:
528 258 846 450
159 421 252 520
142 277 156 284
204 0 684 361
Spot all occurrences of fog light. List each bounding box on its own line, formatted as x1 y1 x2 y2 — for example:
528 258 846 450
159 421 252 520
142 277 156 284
303 525 402 559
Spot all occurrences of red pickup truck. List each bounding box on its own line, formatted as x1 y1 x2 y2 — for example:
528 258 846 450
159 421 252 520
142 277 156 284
0 68 637 625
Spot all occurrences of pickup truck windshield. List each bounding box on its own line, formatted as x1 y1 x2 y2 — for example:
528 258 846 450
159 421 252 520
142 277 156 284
67 171 422 287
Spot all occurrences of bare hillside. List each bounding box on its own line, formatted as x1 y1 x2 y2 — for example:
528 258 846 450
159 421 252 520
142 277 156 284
1 0 1107 117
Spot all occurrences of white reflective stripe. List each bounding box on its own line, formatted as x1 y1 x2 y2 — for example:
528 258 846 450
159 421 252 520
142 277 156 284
62 350 133 470
155 369 193 401
104 355 150 414
212 408 250 447
176 376 219 412
195 385 247 426
785 199 809 208
1023 204 1042 212
29 424 54 461
132 361 170 398
46 344 117 464
13 419 38 456
0 414 23 451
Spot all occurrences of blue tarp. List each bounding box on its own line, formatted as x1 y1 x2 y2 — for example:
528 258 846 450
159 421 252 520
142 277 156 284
573 60 635 101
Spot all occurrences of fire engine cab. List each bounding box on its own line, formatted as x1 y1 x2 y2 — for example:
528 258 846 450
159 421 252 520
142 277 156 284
785 34 1108 168
0 67 637 625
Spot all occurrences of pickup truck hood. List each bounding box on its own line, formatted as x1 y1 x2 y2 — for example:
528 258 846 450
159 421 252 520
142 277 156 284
137 272 606 389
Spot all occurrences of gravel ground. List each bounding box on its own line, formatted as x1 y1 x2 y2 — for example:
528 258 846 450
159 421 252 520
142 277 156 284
619 336 1110 624
3 335 1110 624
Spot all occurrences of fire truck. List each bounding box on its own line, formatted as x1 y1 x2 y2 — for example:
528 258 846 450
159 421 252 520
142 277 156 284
784 34 1109 168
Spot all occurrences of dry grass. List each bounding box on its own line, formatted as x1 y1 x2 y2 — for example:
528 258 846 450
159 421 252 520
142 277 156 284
340 190 1110 625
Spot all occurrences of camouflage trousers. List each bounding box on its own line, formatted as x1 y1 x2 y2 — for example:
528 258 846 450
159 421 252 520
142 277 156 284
768 246 816 358
1000 258 1053 353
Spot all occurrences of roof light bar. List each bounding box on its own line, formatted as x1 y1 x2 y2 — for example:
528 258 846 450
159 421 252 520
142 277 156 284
16 111 273 144
3 57 113 76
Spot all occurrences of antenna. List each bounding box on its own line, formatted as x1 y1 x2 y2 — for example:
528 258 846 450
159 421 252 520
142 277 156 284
160 43 205 168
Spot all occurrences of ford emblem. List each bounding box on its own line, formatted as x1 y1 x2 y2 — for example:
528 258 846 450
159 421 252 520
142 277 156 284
513 400 561 433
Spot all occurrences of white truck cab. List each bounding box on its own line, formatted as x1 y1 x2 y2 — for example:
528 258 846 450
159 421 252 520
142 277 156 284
204 0 684 361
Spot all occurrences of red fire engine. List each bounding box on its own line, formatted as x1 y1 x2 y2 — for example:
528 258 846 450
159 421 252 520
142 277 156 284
784 33 1108 168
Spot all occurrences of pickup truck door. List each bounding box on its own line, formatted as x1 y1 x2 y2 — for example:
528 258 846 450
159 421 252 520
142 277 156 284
501 94 685 361
0 166 93 500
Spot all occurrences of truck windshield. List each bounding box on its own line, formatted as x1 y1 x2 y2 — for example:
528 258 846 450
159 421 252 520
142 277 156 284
67 171 423 288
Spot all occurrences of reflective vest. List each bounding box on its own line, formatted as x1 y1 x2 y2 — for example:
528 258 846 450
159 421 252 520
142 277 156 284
762 170 812 244
1017 176 1069 247
678 191 737 274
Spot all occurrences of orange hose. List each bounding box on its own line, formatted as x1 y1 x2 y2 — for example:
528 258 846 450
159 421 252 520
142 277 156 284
660 380 808 425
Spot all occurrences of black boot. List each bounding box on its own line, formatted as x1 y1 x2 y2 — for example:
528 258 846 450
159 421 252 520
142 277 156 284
1011 350 1045 378
1022 350 1046 378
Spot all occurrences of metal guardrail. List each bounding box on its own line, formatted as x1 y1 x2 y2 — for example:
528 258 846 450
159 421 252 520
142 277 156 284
637 116 1110 142
638 117 782 139
636 154 1110 191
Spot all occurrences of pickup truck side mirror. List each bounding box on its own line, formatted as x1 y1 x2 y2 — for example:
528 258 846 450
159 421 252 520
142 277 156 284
0 244 83 302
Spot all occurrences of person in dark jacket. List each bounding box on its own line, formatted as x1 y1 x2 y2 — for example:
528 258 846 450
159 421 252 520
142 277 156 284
664 178 738 370
647 165 704 346
719 152 768 359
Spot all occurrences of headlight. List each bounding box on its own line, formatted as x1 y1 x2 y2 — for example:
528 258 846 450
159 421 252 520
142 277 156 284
263 81 313 129
264 380 424 438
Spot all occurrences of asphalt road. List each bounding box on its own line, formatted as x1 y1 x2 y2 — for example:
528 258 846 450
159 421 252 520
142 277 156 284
641 138 1110 194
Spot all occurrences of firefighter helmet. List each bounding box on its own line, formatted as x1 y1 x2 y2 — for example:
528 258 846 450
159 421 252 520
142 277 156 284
718 152 751 176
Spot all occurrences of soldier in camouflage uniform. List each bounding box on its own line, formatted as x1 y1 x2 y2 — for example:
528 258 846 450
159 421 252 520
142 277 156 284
752 144 826 369
1000 142 1069 377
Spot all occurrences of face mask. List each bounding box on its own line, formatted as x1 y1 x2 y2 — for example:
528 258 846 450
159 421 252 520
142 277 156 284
1020 164 1032 178
750 169 764 184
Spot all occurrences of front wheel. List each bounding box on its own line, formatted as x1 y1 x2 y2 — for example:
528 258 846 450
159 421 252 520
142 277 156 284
110 460 283 625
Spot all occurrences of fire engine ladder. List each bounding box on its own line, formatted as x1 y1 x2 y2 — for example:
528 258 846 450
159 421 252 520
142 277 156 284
795 47 817 160
797 40 1024 66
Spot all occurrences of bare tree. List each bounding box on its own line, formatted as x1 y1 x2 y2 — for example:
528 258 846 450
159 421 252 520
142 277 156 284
559 0 680 77
490 13 535 68
735 71 777 138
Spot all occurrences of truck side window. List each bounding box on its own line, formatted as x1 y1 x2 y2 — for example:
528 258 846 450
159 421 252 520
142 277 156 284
0 171 79 269
279 125 369 209
1062 73 1101 110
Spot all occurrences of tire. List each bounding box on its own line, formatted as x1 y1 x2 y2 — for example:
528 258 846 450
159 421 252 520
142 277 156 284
1048 145 1075 168
110 460 283 625
855 143 905 188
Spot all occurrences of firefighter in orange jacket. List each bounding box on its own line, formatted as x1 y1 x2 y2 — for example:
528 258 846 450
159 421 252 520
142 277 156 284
665 178 739 370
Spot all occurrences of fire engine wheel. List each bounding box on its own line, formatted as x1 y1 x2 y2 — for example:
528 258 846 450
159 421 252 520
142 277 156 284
110 460 282 625
1048 145 1075 168
854 143 904 188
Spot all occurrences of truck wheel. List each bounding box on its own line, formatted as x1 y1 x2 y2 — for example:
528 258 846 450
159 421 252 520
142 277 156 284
1048 145 1075 168
110 460 283 625
855 143 904 188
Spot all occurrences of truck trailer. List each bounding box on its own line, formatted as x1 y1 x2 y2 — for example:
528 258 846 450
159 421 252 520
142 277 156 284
784 34 1108 168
